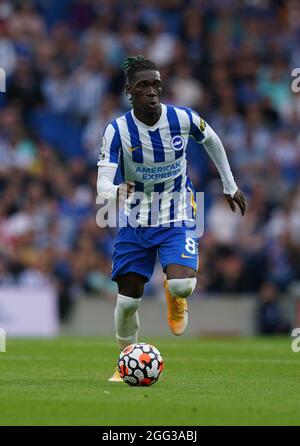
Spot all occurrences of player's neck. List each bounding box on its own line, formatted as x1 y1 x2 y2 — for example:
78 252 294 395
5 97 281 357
133 104 162 126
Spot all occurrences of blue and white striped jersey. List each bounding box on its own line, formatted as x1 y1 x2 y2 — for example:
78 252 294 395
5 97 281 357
97 103 209 226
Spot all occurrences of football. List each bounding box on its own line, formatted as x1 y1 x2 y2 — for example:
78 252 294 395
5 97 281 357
118 343 164 386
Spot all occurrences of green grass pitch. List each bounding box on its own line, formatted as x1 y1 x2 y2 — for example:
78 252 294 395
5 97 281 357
0 336 299 426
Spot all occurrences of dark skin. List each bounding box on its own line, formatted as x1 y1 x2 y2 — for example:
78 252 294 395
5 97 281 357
127 70 163 126
116 70 246 298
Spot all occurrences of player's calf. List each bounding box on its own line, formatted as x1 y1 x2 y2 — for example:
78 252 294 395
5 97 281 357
114 294 141 350
109 293 142 382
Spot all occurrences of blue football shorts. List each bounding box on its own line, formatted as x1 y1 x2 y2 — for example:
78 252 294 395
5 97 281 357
111 223 199 282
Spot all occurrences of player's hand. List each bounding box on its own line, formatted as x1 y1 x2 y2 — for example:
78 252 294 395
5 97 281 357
224 189 246 216
125 181 135 196
117 181 135 201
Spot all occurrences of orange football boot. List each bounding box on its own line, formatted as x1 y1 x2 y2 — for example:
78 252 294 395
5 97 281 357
164 278 188 336
108 367 123 383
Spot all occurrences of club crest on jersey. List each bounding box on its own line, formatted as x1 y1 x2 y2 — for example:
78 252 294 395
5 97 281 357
170 135 185 151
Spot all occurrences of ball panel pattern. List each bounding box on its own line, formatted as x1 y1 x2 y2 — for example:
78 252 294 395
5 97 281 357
118 343 164 386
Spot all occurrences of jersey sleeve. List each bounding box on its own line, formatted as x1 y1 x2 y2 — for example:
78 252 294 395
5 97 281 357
187 108 237 196
97 122 121 167
189 109 212 143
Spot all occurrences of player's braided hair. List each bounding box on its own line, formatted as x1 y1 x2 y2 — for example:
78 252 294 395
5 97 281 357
121 55 158 84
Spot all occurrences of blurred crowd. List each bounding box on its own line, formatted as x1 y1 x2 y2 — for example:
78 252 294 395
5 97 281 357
0 0 299 329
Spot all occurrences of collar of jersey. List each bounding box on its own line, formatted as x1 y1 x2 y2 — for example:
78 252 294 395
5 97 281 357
131 103 166 130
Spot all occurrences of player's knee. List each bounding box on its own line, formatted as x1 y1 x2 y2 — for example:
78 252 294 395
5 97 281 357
167 277 197 298
118 286 144 299
117 274 144 298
